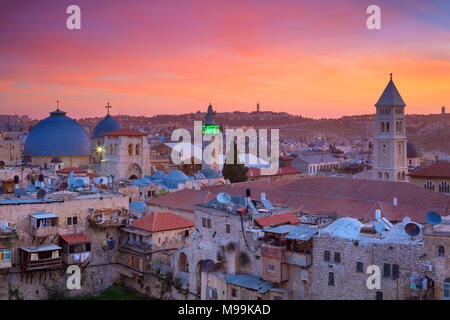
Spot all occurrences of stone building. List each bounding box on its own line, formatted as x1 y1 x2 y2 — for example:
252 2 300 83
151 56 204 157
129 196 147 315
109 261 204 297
291 154 340 176
373 74 408 182
97 128 151 180
422 216 450 300
0 138 21 165
309 218 427 300
408 162 450 194
173 192 288 299
0 190 129 299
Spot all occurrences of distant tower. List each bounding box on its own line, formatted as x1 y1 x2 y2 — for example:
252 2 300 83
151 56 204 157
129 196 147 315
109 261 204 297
202 104 219 170
373 74 408 182
257 102 260 113
442 106 446 114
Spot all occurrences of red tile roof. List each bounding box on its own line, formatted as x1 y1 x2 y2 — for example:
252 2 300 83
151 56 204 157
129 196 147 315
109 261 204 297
60 233 91 243
255 213 301 228
104 128 147 137
131 211 194 232
147 189 216 212
206 176 450 224
247 166 301 178
56 167 87 174
408 162 450 178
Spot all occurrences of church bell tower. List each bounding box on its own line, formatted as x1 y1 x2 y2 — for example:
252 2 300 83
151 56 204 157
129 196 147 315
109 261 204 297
373 74 408 181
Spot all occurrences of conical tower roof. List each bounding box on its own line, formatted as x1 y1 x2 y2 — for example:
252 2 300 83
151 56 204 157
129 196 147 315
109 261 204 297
375 74 406 107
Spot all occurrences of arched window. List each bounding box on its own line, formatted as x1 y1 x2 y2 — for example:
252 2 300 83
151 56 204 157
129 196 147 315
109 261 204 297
397 172 401 180
439 182 450 194
109 144 113 155
128 144 133 156
425 181 435 191
384 172 389 180
438 245 445 257
135 144 140 156
402 172 405 180
386 122 390 132
381 122 385 132
114 144 118 155
378 172 382 180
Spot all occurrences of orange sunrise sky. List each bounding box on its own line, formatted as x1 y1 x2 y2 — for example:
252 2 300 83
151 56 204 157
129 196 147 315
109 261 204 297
0 0 449 119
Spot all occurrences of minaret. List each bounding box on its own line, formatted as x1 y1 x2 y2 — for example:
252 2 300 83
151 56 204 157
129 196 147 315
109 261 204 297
373 74 408 181
202 104 219 170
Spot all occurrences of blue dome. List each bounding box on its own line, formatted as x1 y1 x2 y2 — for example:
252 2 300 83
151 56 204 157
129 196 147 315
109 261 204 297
167 170 188 181
24 109 91 157
92 114 121 138
199 168 221 179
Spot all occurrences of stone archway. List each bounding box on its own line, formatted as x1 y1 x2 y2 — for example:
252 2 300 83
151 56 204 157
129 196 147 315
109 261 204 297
127 163 143 179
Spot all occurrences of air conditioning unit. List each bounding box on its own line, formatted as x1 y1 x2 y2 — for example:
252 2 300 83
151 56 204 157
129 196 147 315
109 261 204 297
424 264 433 272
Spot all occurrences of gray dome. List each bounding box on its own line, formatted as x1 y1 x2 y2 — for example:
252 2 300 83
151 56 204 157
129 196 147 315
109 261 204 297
168 170 188 181
24 109 91 157
93 114 121 138
51 156 62 164
199 168 221 178
407 142 418 158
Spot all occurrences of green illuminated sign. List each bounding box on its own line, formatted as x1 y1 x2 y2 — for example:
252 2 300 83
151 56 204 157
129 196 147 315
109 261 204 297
202 125 220 135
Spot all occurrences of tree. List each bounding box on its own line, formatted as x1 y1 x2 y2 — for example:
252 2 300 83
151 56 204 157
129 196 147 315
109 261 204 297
222 140 248 183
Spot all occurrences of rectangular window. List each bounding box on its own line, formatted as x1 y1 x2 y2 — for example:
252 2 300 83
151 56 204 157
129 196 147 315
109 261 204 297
202 218 206 228
383 263 391 278
73 217 77 225
324 250 330 262
85 243 91 252
356 261 363 273
231 288 237 297
267 264 275 274
226 224 231 233
328 272 334 286
0 249 11 261
334 252 341 263
392 264 399 280
67 217 72 225
207 219 211 229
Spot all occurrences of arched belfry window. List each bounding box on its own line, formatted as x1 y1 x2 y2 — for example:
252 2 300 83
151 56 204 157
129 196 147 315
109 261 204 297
386 122 390 132
128 144 133 156
135 144 140 156
381 122 385 132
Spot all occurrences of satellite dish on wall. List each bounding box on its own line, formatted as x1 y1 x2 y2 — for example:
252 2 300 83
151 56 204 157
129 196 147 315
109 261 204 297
426 212 442 226
402 217 411 223
37 189 47 200
405 222 421 238
217 192 232 204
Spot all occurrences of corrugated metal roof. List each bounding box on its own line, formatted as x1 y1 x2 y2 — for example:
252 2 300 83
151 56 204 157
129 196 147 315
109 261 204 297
29 211 58 219
225 274 274 293
264 224 318 241
20 244 62 252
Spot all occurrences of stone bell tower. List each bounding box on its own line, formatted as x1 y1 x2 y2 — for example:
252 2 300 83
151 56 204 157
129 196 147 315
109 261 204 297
373 74 408 182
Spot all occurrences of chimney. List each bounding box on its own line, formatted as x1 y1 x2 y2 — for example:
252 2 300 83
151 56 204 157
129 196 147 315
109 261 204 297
375 209 381 220
393 198 397 206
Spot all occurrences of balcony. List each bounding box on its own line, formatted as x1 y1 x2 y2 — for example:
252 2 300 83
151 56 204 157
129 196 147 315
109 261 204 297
286 251 311 267
21 257 63 271
262 244 286 262
119 240 152 255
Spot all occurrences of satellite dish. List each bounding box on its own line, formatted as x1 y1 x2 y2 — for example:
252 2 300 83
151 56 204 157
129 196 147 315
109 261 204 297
37 189 47 200
14 188 27 197
69 171 75 177
374 221 386 233
402 217 411 223
217 192 232 204
74 179 84 187
426 212 442 226
405 222 421 237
